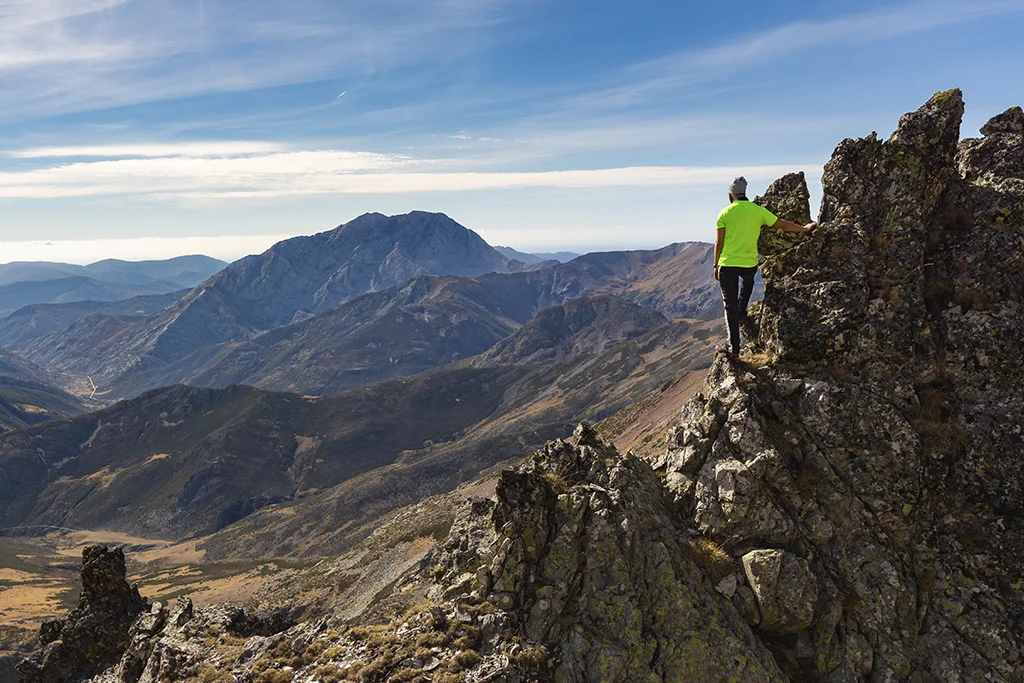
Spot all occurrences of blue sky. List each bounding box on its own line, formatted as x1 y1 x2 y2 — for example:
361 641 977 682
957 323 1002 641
0 0 1022 263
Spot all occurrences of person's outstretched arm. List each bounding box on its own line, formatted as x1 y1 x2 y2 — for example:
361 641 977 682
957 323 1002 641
774 219 817 233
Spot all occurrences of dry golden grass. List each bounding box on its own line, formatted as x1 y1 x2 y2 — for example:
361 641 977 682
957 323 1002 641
597 370 706 459
543 470 569 493
52 530 205 564
740 350 774 368
689 537 733 582
0 579 68 626
52 465 121 492
510 645 550 669
452 650 482 669
14 404 49 415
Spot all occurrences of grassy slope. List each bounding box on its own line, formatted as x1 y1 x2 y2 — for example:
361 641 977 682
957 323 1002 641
0 377 88 433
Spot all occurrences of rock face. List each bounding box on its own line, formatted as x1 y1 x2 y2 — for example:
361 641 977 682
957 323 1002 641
979 105 1024 136
654 89 1024 680
431 424 786 681
17 546 147 683
741 549 817 634
755 171 813 256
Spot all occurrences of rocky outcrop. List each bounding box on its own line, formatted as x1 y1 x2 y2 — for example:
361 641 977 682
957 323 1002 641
100 598 294 683
979 105 1024 136
430 424 786 681
654 89 1024 680
755 171 813 256
17 546 147 683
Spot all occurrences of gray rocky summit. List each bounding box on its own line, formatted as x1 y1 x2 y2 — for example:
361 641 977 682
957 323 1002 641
25 211 525 389
18 90 1024 682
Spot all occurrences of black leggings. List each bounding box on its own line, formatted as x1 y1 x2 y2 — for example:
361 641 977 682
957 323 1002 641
719 265 757 354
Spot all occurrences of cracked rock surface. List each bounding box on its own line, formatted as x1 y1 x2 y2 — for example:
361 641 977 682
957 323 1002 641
654 89 1024 681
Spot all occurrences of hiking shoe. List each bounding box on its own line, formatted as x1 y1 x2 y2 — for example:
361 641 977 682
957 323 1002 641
719 347 739 359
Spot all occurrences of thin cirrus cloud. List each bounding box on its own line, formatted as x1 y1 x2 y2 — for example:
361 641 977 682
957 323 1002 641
6 141 291 158
0 0 526 122
564 0 1024 113
0 145 809 200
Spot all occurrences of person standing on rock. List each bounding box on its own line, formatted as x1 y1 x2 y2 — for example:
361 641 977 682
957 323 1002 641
715 176 816 358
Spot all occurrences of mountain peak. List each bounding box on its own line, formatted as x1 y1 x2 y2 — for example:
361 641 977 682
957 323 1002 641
32 212 524 388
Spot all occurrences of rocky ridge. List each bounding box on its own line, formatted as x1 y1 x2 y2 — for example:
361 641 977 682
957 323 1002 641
16 546 147 683
17 91 1024 682
477 294 669 365
652 90 1024 679
0 290 187 352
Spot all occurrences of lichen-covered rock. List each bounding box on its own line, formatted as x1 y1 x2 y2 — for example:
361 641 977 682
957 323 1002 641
654 90 1024 681
980 105 1024 135
755 171 813 257
17 546 147 683
741 549 817 634
433 423 788 682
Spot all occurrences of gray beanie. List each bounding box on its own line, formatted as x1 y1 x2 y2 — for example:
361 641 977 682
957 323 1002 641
728 176 748 195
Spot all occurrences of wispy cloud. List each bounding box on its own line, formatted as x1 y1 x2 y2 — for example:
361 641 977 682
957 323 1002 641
562 0 1024 112
0 145 809 199
7 141 290 158
0 0 526 122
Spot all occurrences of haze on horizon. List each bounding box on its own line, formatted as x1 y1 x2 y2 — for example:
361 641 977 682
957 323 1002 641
1 0 1022 264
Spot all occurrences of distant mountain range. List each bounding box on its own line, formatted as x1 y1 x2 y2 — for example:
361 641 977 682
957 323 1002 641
0 255 226 287
21 237 721 400
0 211 727 460
0 290 187 351
13 213 530 395
478 294 668 365
0 256 225 316
494 246 580 264
0 202 727 554
0 295 718 546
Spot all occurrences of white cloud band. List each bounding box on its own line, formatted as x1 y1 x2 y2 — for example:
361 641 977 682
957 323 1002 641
0 148 813 200
7 141 292 158
0 234 292 265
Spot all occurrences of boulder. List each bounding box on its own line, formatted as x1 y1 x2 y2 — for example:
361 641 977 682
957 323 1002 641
741 549 817 634
754 171 813 257
980 105 1024 135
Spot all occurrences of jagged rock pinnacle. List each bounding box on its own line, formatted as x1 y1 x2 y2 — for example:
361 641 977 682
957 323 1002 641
17 546 147 683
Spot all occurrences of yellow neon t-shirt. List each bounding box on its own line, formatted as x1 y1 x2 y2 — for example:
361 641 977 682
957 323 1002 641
715 200 778 268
